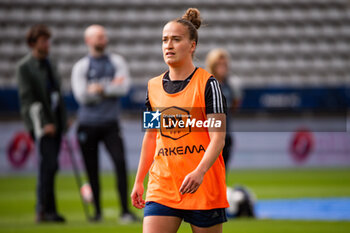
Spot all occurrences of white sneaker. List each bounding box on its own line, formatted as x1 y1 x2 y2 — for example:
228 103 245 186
119 213 139 224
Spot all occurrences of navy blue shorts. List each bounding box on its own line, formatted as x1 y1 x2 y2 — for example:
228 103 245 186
144 201 227 228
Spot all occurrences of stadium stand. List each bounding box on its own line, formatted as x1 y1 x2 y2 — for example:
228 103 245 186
0 0 349 96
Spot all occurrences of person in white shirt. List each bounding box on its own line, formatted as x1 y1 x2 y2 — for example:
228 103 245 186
71 24 137 223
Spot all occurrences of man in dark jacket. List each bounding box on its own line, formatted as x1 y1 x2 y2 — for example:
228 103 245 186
16 24 67 223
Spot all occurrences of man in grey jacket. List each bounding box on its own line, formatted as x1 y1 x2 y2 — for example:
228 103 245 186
16 24 67 223
71 24 137 223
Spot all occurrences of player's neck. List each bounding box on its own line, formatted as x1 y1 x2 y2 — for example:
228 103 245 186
168 63 195 81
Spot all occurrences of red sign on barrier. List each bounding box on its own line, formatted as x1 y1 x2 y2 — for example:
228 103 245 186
290 129 314 164
7 132 34 169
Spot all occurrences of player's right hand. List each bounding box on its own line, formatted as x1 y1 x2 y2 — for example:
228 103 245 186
131 183 145 209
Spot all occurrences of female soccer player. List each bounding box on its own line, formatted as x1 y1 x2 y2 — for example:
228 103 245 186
131 8 229 233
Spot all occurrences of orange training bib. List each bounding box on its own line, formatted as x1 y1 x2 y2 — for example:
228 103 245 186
146 68 228 210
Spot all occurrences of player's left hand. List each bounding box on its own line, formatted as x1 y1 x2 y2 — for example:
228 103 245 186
179 169 204 195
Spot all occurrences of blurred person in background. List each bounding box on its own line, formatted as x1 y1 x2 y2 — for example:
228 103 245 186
71 24 137 223
206 48 242 169
16 24 68 223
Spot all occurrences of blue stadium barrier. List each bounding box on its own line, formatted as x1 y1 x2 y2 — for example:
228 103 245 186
256 198 350 221
1 86 349 114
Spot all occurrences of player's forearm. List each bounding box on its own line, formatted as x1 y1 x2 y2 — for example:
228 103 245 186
134 131 157 184
195 131 225 175
195 114 226 175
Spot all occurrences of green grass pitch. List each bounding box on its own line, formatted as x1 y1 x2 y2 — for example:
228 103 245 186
1 168 350 233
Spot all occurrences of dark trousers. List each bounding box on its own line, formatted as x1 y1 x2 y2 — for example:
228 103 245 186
36 134 62 215
77 122 129 216
222 134 233 170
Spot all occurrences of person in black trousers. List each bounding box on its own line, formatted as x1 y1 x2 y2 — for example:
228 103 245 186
16 24 68 223
71 25 137 223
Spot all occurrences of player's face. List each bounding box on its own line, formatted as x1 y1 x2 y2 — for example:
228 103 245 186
32 36 50 59
162 22 196 67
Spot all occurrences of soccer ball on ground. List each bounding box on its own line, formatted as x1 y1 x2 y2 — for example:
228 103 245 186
226 185 256 218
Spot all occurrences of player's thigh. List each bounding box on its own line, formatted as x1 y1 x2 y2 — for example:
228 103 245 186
143 215 182 233
191 223 223 233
